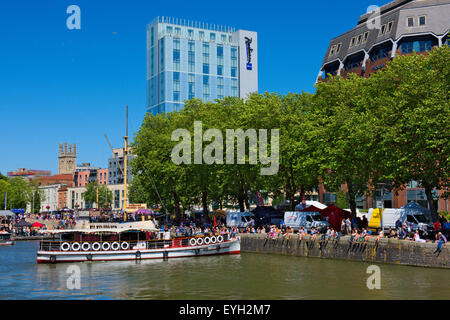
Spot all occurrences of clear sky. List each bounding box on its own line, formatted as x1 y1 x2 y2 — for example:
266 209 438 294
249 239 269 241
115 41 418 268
0 0 386 175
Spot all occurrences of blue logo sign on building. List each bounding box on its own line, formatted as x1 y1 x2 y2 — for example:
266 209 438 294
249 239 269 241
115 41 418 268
245 37 253 70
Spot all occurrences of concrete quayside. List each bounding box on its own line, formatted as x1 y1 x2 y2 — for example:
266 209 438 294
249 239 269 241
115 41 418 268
240 233 449 269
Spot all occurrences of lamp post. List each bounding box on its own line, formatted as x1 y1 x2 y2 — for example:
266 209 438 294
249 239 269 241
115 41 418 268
32 190 35 214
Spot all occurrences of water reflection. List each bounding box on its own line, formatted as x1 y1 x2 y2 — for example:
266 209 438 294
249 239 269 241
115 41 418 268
0 242 448 300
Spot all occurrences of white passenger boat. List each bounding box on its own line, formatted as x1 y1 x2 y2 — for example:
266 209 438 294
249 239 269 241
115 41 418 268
36 220 240 263
0 231 14 246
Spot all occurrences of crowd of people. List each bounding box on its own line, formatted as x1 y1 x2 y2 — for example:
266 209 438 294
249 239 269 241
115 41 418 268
2 208 448 253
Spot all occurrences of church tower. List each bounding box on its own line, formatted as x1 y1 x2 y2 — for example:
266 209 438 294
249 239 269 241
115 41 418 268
58 142 77 175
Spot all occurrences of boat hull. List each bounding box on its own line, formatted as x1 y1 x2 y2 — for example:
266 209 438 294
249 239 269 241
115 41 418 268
0 241 14 246
37 238 240 263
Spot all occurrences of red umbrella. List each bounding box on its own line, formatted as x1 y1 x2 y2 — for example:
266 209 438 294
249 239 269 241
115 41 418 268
32 222 44 228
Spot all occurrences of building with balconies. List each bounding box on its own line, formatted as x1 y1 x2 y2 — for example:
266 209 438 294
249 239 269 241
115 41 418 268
317 0 449 82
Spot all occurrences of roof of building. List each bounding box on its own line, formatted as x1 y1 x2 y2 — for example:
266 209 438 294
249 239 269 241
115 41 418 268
321 0 450 68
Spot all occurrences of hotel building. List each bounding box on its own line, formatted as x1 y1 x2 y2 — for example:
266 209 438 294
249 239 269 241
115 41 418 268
146 16 258 115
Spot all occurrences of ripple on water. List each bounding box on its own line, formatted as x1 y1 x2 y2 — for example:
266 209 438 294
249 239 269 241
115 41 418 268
0 242 448 299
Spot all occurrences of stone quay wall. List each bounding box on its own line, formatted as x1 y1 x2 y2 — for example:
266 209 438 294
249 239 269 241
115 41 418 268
240 233 449 269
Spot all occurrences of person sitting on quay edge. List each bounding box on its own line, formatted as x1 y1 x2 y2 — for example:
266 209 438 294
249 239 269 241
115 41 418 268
433 232 447 254
395 218 402 231
413 230 427 243
297 227 306 240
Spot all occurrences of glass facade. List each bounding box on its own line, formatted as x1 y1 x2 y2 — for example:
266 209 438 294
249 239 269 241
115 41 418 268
146 17 243 115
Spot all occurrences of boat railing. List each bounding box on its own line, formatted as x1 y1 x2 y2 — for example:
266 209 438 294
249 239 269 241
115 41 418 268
39 234 231 252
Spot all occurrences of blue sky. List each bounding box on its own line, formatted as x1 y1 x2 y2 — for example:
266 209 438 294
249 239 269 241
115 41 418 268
0 0 385 175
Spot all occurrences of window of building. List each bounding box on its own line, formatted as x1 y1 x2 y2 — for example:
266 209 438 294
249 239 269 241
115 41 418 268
188 74 195 100
401 39 433 54
166 26 173 35
229 35 233 42
336 43 342 53
363 31 369 43
357 34 363 44
221 34 227 42
407 16 414 27
379 24 386 36
217 65 223 75
231 78 238 97
175 27 181 36
217 77 224 99
419 15 426 26
217 45 223 57
199 31 205 40
369 43 391 61
350 37 356 48
188 29 194 38
159 72 165 102
329 45 336 56
386 21 393 33
203 64 209 74
210 33 216 42
173 72 180 101
323 192 337 206
173 39 180 71
231 46 238 58
203 76 209 100
188 41 195 73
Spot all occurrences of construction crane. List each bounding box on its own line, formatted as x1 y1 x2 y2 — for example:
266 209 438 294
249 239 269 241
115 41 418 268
104 133 125 177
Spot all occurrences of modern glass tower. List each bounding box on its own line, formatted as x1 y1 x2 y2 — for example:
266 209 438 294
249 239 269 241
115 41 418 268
146 16 258 115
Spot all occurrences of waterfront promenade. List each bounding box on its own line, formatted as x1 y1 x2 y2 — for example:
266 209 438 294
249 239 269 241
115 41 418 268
240 233 449 269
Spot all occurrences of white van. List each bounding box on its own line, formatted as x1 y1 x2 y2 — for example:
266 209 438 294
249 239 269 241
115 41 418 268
226 211 254 229
284 211 328 231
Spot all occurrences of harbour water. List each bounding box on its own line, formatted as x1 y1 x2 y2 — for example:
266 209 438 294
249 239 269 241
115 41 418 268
0 241 448 300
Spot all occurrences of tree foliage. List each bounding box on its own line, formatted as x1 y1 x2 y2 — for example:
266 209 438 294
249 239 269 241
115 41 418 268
130 46 449 222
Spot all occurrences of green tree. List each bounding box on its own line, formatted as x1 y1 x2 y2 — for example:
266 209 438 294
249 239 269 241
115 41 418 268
336 190 348 209
369 46 450 221
82 182 112 209
6 177 32 210
311 73 381 218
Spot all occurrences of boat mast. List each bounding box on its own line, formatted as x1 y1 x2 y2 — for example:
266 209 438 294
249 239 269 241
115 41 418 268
124 105 128 212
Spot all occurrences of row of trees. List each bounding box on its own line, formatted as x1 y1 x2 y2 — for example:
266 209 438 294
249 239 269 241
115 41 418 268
129 46 449 222
0 173 44 213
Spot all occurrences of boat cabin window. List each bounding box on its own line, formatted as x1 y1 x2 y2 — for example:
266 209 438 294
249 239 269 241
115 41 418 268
306 216 313 222
0 234 10 240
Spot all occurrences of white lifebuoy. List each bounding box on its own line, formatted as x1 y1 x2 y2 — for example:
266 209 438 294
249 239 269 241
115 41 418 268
210 236 217 244
61 242 70 252
196 237 204 246
102 242 111 251
204 237 211 245
217 235 224 243
111 242 120 251
71 242 80 251
91 242 101 251
81 242 90 251
189 238 197 246
121 242 129 250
